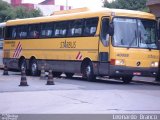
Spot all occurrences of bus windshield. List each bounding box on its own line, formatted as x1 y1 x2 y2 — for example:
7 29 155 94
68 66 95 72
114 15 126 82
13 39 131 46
113 17 157 49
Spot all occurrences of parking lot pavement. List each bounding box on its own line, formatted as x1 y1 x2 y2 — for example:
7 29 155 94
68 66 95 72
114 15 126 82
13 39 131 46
0 70 160 114
133 76 160 85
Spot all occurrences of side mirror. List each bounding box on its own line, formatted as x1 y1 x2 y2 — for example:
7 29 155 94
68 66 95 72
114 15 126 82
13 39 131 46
109 22 114 36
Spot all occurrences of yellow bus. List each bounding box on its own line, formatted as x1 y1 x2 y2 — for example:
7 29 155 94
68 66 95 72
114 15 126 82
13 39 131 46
3 8 159 83
0 22 6 68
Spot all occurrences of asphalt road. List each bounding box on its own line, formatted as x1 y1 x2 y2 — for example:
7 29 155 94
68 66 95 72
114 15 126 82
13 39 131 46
0 70 160 114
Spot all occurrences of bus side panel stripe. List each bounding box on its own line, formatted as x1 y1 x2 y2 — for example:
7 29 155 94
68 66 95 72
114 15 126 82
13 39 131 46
13 42 20 58
16 45 22 58
14 42 21 58
14 43 21 58
76 52 81 60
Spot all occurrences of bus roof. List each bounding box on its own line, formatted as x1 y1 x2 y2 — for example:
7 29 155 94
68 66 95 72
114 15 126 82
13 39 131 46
6 8 155 26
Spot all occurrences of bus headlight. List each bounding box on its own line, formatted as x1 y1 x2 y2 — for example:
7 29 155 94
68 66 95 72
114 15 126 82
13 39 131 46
115 59 125 65
151 62 159 67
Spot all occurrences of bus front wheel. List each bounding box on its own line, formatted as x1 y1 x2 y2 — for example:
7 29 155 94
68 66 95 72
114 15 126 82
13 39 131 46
82 61 95 81
19 58 27 72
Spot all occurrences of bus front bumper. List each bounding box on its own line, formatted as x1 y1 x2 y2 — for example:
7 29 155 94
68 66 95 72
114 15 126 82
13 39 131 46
109 65 158 77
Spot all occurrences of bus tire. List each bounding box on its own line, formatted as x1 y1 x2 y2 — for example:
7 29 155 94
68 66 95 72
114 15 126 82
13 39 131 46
82 61 95 81
155 76 160 81
65 73 74 78
122 76 133 84
19 58 27 72
30 59 39 76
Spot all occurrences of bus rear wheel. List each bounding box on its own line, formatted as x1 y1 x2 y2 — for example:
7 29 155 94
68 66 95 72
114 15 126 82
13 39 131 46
121 76 133 84
155 72 160 81
19 58 27 72
30 59 39 76
82 61 95 81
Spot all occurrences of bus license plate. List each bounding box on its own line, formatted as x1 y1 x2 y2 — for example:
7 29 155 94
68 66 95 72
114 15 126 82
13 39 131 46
133 72 141 76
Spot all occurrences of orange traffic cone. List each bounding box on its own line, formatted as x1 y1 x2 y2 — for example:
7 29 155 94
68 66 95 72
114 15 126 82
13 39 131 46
40 65 46 80
3 63 8 75
19 67 28 86
46 69 55 85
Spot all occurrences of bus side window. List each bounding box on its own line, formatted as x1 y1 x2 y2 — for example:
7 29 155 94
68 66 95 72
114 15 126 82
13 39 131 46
12 27 17 39
5 27 10 40
68 19 83 37
29 24 40 39
17 25 28 39
83 17 98 36
54 22 68 37
40 23 53 38
21 25 28 39
5 26 16 40
100 18 110 46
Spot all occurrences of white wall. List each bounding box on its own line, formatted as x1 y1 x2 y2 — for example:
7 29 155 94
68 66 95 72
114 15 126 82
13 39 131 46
2 0 11 3
34 5 61 16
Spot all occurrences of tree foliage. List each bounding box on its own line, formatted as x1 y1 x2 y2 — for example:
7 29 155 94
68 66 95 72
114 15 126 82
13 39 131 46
103 0 149 12
0 0 42 22
15 7 42 19
0 0 16 22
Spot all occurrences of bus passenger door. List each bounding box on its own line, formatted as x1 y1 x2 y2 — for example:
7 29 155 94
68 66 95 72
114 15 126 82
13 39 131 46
98 17 110 75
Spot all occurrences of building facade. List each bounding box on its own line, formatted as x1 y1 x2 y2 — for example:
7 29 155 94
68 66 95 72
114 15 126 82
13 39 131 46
147 0 160 39
4 0 72 16
146 0 160 18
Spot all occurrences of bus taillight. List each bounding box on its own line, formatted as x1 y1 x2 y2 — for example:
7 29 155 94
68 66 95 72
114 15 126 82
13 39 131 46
110 59 115 65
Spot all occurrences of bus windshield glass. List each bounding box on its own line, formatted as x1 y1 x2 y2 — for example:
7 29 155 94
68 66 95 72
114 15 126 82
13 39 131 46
113 17 157 49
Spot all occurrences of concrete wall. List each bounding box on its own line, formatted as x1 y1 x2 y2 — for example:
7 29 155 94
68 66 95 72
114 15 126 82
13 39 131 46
147 0 160 39
34 5 61 16
147 0 160 18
